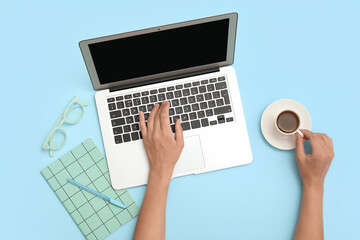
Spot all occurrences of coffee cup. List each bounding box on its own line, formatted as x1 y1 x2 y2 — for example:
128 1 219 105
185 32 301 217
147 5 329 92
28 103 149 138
274 110 304 137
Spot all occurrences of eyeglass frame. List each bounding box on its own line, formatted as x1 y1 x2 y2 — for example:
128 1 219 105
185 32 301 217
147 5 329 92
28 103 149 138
42 96 89 156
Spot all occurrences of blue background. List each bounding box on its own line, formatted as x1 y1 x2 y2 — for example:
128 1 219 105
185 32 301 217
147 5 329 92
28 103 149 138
1 0 359 239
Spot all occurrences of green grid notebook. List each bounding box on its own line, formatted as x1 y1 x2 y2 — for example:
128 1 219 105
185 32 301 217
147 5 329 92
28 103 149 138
41 138 140 240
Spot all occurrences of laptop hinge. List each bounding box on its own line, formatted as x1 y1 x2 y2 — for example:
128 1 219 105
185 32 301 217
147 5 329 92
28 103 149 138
109 67 220 92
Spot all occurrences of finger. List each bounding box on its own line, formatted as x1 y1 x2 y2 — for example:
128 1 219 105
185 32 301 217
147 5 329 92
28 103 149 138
147 104 159 131
153 102 163 132
159 101 171 131
295 132 306 160
139 111 147 137
175 119 184 147
300 129 313 140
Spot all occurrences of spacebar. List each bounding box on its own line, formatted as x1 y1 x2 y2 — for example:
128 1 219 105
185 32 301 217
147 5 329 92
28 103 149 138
214 106 232 115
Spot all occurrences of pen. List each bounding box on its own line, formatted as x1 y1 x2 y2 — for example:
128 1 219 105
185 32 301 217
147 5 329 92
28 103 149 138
67 178 126 209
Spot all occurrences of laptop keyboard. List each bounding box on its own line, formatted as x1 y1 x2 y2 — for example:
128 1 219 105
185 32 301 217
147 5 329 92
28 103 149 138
107 75 234 144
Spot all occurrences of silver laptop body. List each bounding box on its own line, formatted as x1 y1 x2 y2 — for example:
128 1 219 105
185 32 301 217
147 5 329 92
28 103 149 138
79 13 253 189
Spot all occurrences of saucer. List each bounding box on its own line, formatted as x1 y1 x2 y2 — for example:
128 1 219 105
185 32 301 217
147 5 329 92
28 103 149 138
261 99 311 150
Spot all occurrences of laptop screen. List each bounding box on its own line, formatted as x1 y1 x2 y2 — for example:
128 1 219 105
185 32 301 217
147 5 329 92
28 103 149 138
88 19 229 85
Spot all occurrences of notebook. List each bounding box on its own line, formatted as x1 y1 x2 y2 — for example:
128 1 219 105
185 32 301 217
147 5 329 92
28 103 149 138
41 138 140 240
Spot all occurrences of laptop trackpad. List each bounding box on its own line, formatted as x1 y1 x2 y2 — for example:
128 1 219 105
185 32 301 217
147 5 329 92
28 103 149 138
172 135 205 177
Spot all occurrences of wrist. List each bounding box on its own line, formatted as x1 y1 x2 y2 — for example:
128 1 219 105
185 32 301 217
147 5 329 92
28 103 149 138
303 182 324 194
148 169 172 187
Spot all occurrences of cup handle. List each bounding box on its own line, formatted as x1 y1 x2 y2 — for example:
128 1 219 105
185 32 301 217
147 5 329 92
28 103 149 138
296 129 304 138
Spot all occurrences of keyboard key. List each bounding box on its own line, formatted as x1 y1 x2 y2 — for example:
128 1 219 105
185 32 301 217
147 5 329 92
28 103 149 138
212 91 220 99
170 124 175 133
117 101 124 109
199 86 206 93
221 90 230 105
201 79 209 85
166 92 174 100
108 103 116 111
208 100 216 108
215 82 227 90
115 135 122 144
125 94 132 99
139 105 146 112
107 98 115 103
218 76 226 81
150 89 158 94
173 115 180 122
181 122 191 131
112 118 125 126
196 94 204 102
169 108 175 116
204 93 212 100
133 93 141 98
142 91 149 96
201 118 209 127
190 87 198 95
180 97 188 105
113 127 123 135
191 103 200 111
192 81 200 86
131 132 139 140
175 107 183 114
182 89 190 96
207 84 215 91
226 117 234 122
126 116 134 124
218 115 226 124
191 120 201 129
188 96 196 104
205 109 213 117
133 98 141 106
110 110 122 119
174 90 182 98
197 111 205 118
141 97 149 104
139 131 143 139
172 99 180 107
134 115 139 122
123 134 131 142
159 88 166 93
189 112 197 120
209 78 217 83
158 93 165 101
150 95 157 103
175 85 183 89
123 125 131 133
214 106 232 115
183 105 191 113
210 120 217 125
216 98 224 106
181 114 189 121
167 86 175 91
147 104 155 111
130 107 138 115
125 100 132 107
122 109 130 116
184 83 192 88
200 102 208 109
116 96 123 101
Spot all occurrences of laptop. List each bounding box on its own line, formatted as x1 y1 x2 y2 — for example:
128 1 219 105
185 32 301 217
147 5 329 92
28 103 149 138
79 12 253 189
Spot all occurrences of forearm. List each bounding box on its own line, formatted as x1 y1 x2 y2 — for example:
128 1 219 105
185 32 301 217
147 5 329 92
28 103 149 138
133 172 171 240
294 184 324 240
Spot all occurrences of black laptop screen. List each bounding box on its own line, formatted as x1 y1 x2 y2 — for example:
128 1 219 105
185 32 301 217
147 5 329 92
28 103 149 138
88 19 229 84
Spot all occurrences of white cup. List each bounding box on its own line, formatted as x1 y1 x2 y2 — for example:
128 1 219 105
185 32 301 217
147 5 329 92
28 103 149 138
274 110 304 137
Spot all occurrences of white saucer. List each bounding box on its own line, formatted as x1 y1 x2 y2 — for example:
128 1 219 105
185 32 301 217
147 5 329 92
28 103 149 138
261 99 311 150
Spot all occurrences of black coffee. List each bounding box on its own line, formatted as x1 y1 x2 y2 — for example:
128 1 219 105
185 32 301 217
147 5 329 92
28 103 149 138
276 111 299 133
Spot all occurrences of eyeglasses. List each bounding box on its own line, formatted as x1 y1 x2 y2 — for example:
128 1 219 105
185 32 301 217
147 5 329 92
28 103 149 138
42 96 89 156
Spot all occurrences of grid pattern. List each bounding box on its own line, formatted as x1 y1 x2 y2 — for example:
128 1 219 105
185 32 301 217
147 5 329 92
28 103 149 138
41 138 140 240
